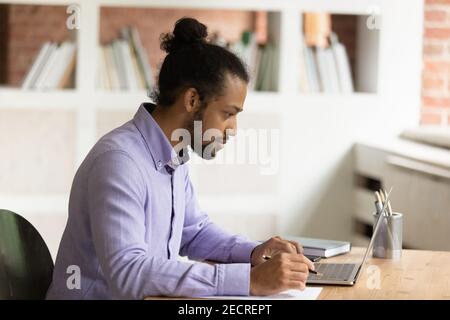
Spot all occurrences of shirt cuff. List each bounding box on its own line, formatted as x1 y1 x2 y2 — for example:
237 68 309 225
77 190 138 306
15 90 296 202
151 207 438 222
230 240 260 263
217 263 251 296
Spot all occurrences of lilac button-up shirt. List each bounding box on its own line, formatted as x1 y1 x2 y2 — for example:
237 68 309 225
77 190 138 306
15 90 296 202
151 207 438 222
46 103 259 299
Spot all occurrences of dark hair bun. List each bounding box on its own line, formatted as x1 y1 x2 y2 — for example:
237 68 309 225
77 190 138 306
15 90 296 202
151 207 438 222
161 17 208 54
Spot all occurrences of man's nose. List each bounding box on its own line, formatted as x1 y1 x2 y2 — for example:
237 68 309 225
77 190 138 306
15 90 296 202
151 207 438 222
227 119 237 137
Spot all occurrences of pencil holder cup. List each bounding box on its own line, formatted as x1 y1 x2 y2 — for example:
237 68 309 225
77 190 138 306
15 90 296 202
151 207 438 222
372 212 403 260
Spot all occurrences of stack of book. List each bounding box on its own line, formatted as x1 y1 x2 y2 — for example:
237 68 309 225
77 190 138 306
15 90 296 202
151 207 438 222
300 32 354 94
97 26 154 91
227 31 278 92
284 236 351 258
97 25 275 92
22 41 76 90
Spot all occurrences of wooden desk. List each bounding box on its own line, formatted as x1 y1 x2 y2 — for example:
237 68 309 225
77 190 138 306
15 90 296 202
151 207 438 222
317 247 450 299
145 248 450 300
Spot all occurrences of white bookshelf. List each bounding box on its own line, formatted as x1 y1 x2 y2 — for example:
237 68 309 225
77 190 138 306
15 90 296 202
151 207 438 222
0 0 424 245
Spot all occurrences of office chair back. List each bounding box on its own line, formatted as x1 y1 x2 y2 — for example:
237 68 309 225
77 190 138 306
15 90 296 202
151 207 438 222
0 209 54 299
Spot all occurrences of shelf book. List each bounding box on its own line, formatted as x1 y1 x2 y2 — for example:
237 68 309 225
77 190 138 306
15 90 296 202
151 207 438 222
21 41 76 90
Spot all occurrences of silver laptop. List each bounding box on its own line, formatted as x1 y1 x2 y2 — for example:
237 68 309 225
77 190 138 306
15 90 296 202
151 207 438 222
307 190 391 286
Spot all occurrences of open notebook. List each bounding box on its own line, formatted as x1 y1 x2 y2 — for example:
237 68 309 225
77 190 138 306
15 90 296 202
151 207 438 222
204 287 322 300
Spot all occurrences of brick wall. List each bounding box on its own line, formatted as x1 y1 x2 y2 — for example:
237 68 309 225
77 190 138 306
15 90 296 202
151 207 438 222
0 5 8 84
0 5 253 86
422 0 450 125
2 4 449 127
100 7 254 73
2 5 71 87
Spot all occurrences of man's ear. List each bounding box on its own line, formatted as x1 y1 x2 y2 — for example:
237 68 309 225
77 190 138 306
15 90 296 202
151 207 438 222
183 88 200 113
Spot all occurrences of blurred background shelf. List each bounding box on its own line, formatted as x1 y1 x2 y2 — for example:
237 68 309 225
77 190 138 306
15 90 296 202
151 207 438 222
0 2 77 90
0 0 425 258
0 89 380 110
94 91 283 113
0 88 80 109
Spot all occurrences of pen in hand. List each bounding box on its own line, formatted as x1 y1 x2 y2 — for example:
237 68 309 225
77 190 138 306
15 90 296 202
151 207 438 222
262 255 323 276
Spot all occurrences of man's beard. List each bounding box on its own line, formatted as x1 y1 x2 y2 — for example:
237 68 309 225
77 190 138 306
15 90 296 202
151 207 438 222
185 106 226 160
199 136 225 160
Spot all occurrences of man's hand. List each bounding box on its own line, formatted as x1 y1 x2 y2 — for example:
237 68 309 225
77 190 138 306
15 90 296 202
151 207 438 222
251 236 304 266
249 252 315 296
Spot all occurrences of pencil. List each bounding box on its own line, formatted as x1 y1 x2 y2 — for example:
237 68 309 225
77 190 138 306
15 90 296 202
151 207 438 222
375 191 382 204
384 189 393 216
379 189 386 203
379 189 392 216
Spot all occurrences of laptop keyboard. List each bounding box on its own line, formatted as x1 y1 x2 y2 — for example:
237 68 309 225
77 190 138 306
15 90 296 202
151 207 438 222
308 263 357 281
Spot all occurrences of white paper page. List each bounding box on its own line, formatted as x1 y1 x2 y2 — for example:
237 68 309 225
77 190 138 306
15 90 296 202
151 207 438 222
204 287 322 300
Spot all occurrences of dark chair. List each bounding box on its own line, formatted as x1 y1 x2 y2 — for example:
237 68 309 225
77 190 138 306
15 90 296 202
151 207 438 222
0 209 54 299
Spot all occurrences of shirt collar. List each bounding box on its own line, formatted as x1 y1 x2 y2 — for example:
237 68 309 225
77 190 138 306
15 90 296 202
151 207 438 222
133 103 189 171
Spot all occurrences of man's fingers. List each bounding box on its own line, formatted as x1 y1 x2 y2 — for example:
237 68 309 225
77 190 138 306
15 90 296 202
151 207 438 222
287 262 310 274
288 270 309 282
303 256 315 271
270 237 304 255
286 254 315 271
288 240 304 254
271 237 297 254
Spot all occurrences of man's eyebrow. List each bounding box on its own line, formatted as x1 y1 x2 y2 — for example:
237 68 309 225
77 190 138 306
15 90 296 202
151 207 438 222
227 105 243 113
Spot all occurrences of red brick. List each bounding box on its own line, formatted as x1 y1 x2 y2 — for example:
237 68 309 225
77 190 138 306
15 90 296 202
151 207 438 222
5 4 70 86
425 27 450 39
420 111 442 125
426 0 450 4
423 96 450 108
425 10 447 22
422 76 445 90
423 60 450 74
424 43 444 55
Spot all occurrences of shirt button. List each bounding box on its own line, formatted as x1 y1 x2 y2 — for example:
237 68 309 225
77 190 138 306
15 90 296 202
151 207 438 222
157 161 162 168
